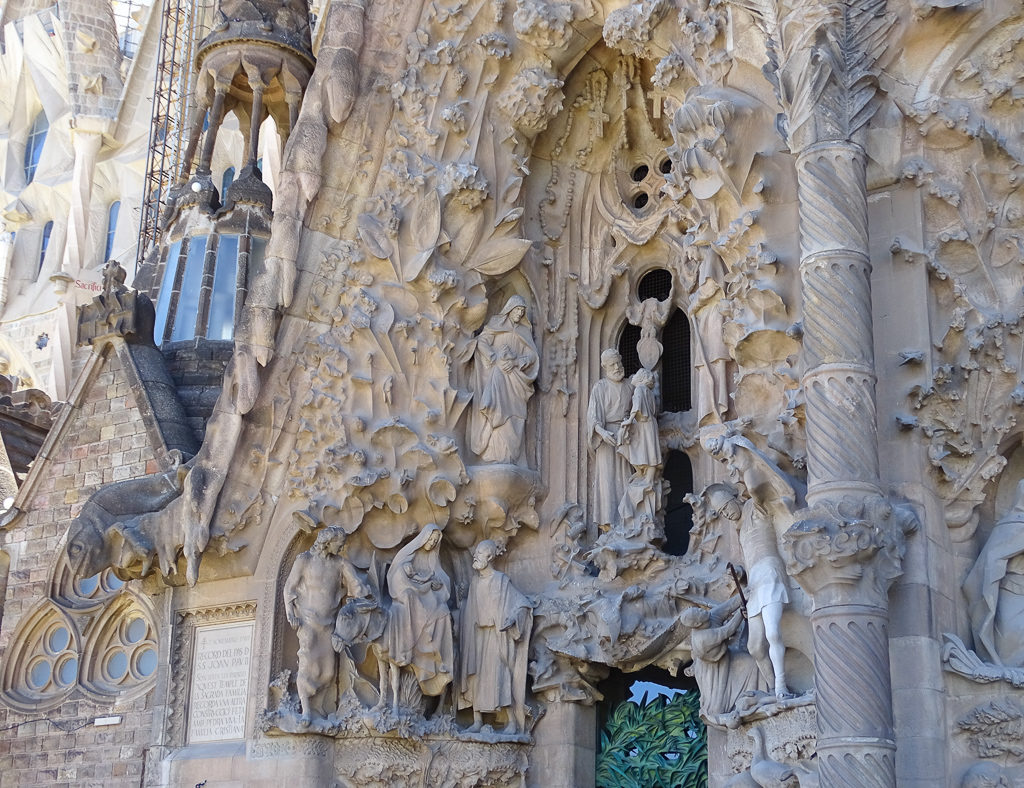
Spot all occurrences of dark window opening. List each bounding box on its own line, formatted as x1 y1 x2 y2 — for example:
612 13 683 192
618 322 642 378
663 450 694 556
631 164 649 182
659 157 672 175
661 309 691 412
633 192 649 210
638 268 672 302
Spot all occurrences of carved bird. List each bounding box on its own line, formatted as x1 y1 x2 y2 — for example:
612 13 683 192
748 725 798 787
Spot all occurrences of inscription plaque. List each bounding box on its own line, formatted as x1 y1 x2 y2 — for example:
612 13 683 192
187 620 254 743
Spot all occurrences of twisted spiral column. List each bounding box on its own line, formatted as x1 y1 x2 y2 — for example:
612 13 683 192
792 140 901 786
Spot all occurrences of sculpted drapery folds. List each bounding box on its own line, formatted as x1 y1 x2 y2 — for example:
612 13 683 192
470 296 540 465
587 349 634 533
383 524 454 707
458 540 534 734
965 480 1024 667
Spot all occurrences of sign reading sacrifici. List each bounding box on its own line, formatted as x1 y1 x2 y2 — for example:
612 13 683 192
187 621 255 743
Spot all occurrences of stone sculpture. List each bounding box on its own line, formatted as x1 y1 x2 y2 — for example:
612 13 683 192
682 596 764 724
706 483 791 699
964 480 1024 666
689 278 732 426
587 349 634 534
458 540 534 734
617 367 663 537
283 526 371 724
469 296 539 464
381 524 454 713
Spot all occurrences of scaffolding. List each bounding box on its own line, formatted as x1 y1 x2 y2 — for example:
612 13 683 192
135 0 210 272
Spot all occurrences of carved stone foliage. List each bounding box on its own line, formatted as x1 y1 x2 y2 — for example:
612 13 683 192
893 20 1024 537
957 701 1024 762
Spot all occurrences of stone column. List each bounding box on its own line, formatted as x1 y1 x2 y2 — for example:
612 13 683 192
766 1 917 784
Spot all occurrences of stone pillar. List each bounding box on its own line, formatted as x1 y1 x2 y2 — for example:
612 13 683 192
61 126 103 273
0 227 14 311
773 3 916 784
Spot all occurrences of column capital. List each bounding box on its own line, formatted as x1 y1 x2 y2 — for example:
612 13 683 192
783 496 918 608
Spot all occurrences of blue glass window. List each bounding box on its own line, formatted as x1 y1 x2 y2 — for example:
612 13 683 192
221 167 235 194
208 235 238 340
24 112 48 183
105 201 120 261
38 221 53 276
153 240 181 343
170 236 207 341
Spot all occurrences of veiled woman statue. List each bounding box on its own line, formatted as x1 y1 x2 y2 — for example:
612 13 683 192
381 524 454 713
469 296 539 464
965 480 1024 666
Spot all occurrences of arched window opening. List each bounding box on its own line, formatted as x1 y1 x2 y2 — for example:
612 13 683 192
617 323 642 378
24 112 48 183
221 167 235 194
662 450 694 556
38 221 53 277
661 309 691 413
638 268 672 302
105 201 120 261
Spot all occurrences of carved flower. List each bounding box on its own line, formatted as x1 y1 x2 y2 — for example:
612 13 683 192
497 67 564 137
513 0 574 51
441 102 468 133
476 32 511 58
440 162 489 209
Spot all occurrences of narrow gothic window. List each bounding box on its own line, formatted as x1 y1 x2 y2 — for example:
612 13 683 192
38 221 53 277
24 112 47 183
105 201 120 261
662 451 694 556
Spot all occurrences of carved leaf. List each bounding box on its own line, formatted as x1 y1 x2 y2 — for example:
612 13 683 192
469 237 533 276
357 213 394 259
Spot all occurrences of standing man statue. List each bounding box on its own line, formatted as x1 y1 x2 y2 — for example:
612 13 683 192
284 526 369 725
587 349 634 537
706 484 791 699
458 540 534 734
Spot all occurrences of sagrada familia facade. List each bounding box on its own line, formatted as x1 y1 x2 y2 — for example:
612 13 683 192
0 0 1022 784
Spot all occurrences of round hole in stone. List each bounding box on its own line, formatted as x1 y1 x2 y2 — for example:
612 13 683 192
633 192 649 210
136 647 158 678
47 626 70 654
56 656 78 686
76 574 100 596
106 650 128 682
631 164 650 182
659 158 672 174
125 618 147 645
28 659 50 690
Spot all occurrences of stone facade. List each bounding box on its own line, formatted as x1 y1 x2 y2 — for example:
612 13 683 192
1 0 1024 785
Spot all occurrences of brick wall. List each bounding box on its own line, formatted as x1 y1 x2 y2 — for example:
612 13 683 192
0 343 164 787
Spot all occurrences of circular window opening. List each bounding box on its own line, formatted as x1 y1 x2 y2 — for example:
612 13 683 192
28 659 50 690
631 164 650 182
106 649 128 682
76 574 100 597
633 192 649 210
136 647 158 678
47 626 70 655
638 269 672 302
56 656 78 687
125 618 147 645
659 158 672 175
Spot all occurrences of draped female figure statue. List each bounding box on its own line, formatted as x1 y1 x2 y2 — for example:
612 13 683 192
469 296 539 464
380 524 454 713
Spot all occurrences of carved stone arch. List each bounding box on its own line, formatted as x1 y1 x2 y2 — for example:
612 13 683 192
268 526 315 682
0 600 80 712
49 543 128 612
78 590 159 702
